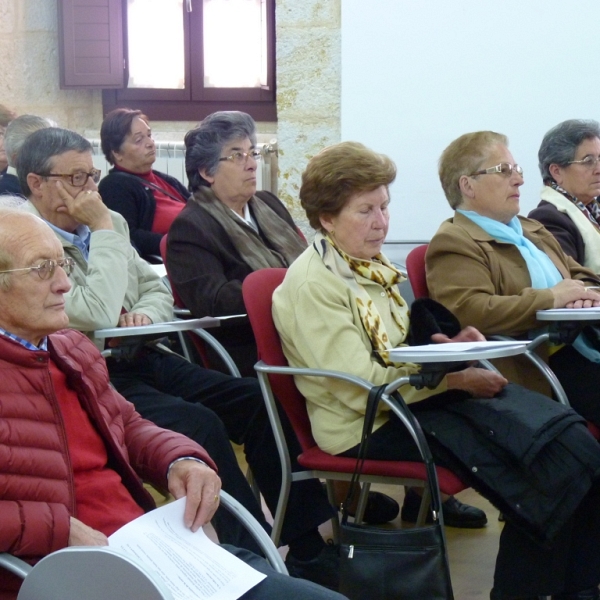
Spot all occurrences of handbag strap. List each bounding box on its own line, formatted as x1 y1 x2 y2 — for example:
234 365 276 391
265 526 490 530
341 384 445 525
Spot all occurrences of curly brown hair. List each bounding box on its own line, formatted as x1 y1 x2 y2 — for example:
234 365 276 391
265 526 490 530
300 141 396 231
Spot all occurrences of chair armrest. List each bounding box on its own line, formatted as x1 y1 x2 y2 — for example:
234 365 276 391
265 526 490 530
218 491 287 574
0 553 32 579
188 329 241 378
489 333 569 406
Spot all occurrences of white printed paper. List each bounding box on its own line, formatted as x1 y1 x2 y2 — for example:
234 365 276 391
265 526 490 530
108 497 266 600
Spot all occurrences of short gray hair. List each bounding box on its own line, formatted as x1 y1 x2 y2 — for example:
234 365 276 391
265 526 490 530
185 111 257 192
5 115 56 168
0 205 28 289
17 127 92 197
538 119 600 184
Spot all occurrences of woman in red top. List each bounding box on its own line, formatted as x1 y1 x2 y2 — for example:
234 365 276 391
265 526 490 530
98 108 190 261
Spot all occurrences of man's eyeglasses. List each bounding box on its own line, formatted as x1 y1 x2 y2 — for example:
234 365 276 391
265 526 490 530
470 163 523 178
218 149 263 165
568 156 600 169
0 258 75 280
39 169 102 187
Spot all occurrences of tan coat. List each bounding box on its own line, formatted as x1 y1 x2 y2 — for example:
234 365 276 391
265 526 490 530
426 212 600 392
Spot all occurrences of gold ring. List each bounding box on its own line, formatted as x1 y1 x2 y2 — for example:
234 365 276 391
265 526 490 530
214 495 219 502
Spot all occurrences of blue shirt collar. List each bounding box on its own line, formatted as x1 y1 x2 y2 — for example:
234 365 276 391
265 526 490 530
0 328 48 351
45 222 91 260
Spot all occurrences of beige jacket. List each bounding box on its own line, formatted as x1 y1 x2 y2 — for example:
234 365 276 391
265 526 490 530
273 245 447 456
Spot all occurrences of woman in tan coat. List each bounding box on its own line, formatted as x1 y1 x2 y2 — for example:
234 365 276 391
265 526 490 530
427 131 600 428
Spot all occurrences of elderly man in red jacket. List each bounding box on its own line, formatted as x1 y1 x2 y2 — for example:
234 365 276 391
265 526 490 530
0 208 345 600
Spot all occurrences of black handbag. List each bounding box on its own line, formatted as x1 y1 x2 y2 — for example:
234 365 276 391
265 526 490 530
339 384 454 600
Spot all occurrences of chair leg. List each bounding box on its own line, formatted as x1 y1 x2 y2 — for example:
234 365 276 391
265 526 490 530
416 484 431 526
245 466 261 503
354 482 372 524
324 480 341 543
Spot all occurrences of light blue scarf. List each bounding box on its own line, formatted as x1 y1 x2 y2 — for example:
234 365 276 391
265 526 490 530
458 210 600 362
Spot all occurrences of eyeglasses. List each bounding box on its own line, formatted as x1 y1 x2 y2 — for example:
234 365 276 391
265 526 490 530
0 258 75 280
470 163 523 178
40 168 102 187
218 149 263 165
567 156 600 169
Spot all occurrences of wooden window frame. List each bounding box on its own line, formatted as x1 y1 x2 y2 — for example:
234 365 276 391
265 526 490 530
58 0 277 121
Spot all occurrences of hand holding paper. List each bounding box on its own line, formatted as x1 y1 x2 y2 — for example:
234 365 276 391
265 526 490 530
167 459 221 532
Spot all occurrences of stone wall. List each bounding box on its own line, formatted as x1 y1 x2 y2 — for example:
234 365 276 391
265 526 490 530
275 0 341 232
1 0 341 225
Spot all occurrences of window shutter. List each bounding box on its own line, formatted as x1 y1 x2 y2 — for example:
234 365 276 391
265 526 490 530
58 0 124 88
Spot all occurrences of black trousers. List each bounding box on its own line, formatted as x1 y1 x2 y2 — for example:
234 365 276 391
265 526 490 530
224 546 346 600
108 350 334 554
339 399 600 598
550 344 600 426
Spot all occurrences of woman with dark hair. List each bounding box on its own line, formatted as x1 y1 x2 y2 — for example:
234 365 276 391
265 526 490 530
168 113 404 527
98 108 190 260
530 119 600 271
166 111 305 377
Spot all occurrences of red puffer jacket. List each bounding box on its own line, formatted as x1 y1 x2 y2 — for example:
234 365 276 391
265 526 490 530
0 329 215 599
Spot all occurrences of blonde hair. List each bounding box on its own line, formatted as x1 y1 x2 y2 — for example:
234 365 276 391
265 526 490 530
439 131 508 209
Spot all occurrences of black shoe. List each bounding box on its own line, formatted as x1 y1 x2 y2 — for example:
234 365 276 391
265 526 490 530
552 588 600 599
285 542 340 591
401 488 487 528
346 491 400 525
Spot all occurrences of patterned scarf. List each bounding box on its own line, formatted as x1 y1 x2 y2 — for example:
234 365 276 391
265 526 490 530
191 186 306 271
550 181 600 229
314 232 409 366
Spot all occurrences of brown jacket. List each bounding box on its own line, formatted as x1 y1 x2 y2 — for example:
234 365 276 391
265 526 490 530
426 212 600 391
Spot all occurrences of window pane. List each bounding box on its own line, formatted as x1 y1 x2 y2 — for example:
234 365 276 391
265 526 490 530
203 0 266 88
127 0 185 89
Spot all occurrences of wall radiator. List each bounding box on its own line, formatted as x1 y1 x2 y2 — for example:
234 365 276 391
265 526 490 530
89 140 278 194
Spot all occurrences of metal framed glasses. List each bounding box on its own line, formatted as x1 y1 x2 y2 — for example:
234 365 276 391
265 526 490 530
218 149 263 165
567 156 600 169
470 163 523 178
40 168 102 187
0 258 75 280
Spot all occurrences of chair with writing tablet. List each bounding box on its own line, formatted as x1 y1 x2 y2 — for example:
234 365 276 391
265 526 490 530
0 490 287 600
242 267 474 546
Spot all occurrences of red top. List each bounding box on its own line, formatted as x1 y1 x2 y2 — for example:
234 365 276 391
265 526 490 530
115 166 187 234
49 360 144 536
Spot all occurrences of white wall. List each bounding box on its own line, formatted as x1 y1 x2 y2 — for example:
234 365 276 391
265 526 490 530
342 1 600 241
